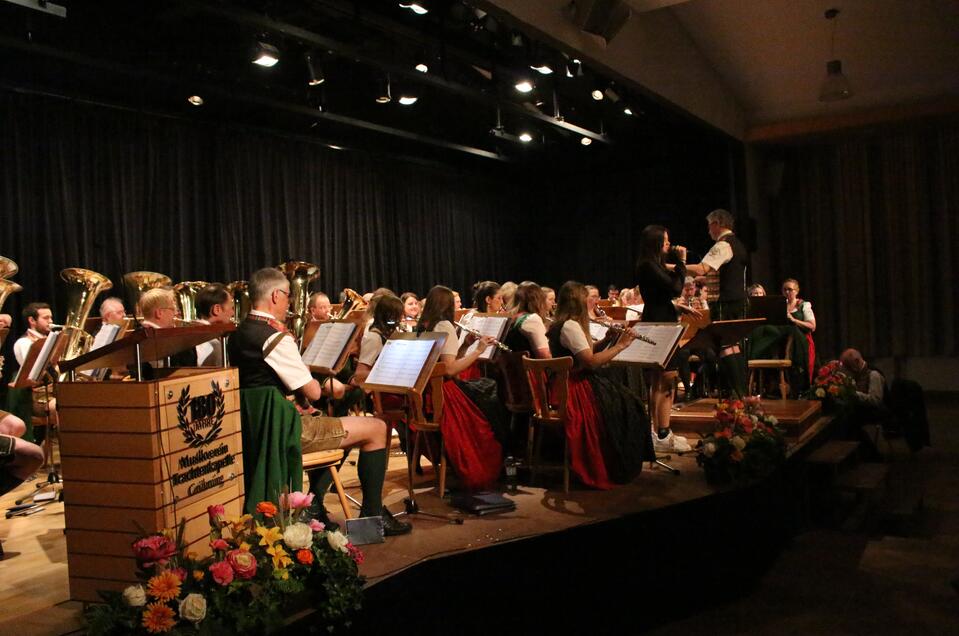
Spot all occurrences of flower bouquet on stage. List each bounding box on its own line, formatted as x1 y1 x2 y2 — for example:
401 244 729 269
696 397 786 485
803 360 857 413
84 491 364 635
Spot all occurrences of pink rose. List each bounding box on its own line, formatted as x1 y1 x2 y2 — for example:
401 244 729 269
169 567 187 582
210 538 229 552
132 535 178 568
279 491 314 511
209 560 234 586
308 519 325 532
226 549 258 579
207 504 226 526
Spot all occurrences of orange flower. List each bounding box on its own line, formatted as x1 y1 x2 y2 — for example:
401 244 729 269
256 501 278 518
731 449 744 462
192 569 205 582
828 385 840 396
146 570 181 602
141 601 176 633
296 549 314 565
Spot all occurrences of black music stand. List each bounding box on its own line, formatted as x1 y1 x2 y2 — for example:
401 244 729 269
747 296 789 326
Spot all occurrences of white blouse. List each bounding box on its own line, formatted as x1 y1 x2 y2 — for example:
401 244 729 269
559 320 591 355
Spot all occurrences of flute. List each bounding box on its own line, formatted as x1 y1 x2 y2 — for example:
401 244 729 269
590 319 657 346
455 321 512 352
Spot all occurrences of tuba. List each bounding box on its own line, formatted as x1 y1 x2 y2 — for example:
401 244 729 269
0 257 22 374
335 288 369 319
123 271 172 318
276 260 320 341
173 281 209 323
60 268 113 367
226 280 251 324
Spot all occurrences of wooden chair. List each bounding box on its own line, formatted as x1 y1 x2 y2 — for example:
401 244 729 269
522 355 574 492
492 349 534 439
604 306 628 320
302 449 352 521
748 334 794 398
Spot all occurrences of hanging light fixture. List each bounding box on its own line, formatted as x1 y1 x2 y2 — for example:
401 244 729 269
376 75 392 103
305 53 325 86
819 8 853 102
252 41 280 67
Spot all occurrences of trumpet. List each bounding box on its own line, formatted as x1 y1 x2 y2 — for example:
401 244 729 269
455 321 511 353
590 319 657 346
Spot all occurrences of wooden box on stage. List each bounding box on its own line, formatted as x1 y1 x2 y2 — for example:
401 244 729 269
669 398 822 439
57 325 243 603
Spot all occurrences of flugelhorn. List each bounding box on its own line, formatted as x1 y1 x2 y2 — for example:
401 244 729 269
60 267 114 369
276 260 320 341
123 271 172 318
335 288 368 319
455 321 512 352
173 281 209 323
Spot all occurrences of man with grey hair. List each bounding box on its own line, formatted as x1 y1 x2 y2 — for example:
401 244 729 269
98 296 126 324
228 267 410 535
680 208 749 396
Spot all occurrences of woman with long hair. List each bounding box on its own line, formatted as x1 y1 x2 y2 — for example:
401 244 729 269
505 281 551 359
636 224 701 452
417 285 505 490
352 294 405 386
399 292 419 329
471 280 503 314
546 281 653 489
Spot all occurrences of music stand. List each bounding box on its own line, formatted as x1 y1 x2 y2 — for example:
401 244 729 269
683 318 766 353
456 312 510 361
747 296 789 326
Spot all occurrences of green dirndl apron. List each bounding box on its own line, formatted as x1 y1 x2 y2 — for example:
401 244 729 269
239 386 303 513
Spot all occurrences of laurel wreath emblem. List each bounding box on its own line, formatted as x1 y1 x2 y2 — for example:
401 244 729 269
176 380 226 448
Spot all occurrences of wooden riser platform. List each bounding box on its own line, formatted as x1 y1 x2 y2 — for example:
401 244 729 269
670 398 822 439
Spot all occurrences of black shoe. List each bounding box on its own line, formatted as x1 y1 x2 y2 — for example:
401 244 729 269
381 507 412 536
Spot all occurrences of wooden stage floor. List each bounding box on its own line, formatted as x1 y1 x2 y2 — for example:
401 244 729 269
0 402 832 635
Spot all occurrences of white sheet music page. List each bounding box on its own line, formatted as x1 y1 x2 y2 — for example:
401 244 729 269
82 323 121 378
612 324 685 366
463 316 508 360
589 322 608 341
301 322 355 370
29 332 59 381
366 338 435 389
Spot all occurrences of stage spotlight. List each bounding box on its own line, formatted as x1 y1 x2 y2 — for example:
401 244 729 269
591 88 603 100
399 2 428 15
376 76 392 103
623 106 633 115
252 41 280 67
306 54 325 86
518 132 533 143
187 95 204 106
580 137 592 146
398 95 418 105
415 62 429 73
530 63 553 75
515 79 534 93
565 58 582 78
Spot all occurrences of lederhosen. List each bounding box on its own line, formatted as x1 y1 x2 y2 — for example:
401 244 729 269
714 232 748 345
231 315 345 452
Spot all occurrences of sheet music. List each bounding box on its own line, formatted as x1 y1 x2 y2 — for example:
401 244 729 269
28 332 59 381
301 322 355 370
589 322 608 341
612 324 685 366
463 316 509 360
365 338 436 389
456 312 475 349
83 323 121 378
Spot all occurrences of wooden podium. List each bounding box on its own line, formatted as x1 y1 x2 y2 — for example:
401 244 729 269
57 324 244 603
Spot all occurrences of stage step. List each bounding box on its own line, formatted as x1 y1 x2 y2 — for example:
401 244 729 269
806 440 860 466
837 462 890 493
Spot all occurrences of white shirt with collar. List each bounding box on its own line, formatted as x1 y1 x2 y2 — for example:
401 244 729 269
701 229 734 273
194 318 215 365
249 310 313 392
13 328 45 366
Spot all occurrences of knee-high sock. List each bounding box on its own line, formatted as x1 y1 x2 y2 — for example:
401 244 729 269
357 448 387 518
308 467 334 503
720 353 747 398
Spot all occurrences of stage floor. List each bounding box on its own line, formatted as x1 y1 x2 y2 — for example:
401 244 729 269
0 404 832 635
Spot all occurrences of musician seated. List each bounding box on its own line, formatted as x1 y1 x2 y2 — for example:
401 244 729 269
98 296 127 326
585 285 605 322
307 292 332 322
747 283 766 297
139 288 177 329
0 412 43 496
679 277 709 310
606 284 620 305
499 281 517 313
399 292 419 329
229 268 409 534
0 313 11 329
504 281 551 359
470 280 503 317
194 284 235 366
452 290 462 311
351 295 403 388
542 286 556 319
12 302 58 433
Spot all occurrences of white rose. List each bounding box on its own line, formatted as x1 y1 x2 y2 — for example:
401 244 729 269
283 522 314 550
326 529 349 553
815 388 825 398
731 436 746 451
122 584 146 607
750 415 759 424
703 442 717 458
178 593 207 624
767 415 778 426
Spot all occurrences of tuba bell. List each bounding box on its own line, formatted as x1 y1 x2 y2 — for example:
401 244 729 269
173 281 210 323
59 268 113 368
276 260 320 341
0 256 23 313
226 280 251 324
123 271 172 318
0 255 19 279
335 288 368 319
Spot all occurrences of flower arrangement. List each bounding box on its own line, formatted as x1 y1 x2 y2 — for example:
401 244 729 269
696 397 786 485
85 492 364 635
804 360 857 406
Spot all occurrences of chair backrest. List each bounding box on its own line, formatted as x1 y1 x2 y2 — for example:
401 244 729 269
493 349 533 413
522 355 573 424
604 306 627 320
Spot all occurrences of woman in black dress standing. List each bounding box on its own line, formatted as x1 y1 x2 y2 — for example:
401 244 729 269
636 225 701 452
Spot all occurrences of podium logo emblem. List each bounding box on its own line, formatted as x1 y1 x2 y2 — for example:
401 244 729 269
177 381 226 447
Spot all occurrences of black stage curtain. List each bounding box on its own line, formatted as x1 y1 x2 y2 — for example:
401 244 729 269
0 91 527 322
768 117 959 360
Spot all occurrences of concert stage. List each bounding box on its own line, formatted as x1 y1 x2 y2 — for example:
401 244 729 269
0 402 833 635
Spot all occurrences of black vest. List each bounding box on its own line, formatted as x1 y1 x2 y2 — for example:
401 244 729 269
718 233 748 302
227 318 289 394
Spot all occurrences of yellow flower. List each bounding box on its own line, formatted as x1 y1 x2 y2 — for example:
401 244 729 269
230 514 253 533
267 543 293 570
238 541 251 552
274 567 290 580
192 569 205 582
146 570 182 603
161 528 176 541
141 601 176 633
256 525 283 547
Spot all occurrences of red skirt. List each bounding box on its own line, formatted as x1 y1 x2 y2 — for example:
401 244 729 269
458 362 482 381
438 379 502 491
805 333 816 384
564 376 614 490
